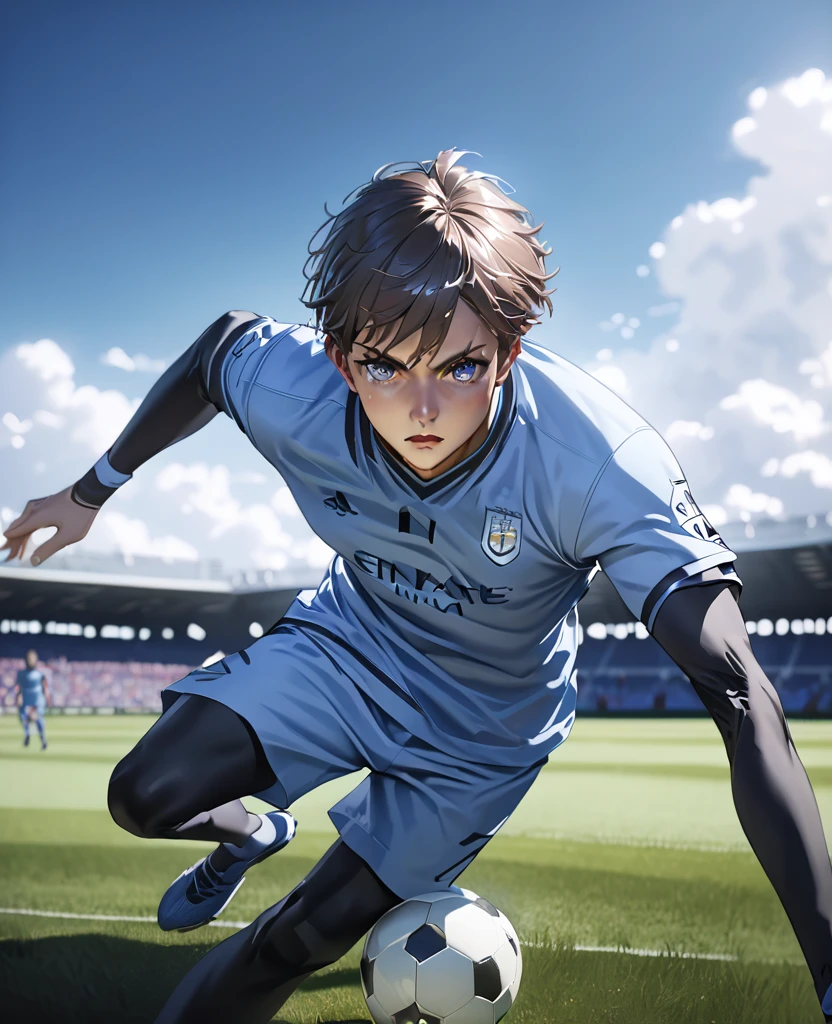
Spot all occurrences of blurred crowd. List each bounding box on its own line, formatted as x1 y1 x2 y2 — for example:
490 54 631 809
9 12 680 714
1 628 829 716
0 657 191 711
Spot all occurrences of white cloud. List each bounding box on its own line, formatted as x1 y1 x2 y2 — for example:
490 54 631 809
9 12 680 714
98 511 200 562
719 380 827 443
799 341 832 389
2 339 139 456
0 336 333 577
665 420 714 443
584 67 832 519
724 483 785 518
101 347 167 374
155 461 333 571
761 451 832 489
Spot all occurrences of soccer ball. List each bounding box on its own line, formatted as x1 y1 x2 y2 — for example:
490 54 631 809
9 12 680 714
360 887 522 1024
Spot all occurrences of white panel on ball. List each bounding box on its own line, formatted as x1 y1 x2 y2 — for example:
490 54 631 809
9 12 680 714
496 912 522 996
442 995 497 1024
493 987 513 1023
365 900 432 960
490 938 518 991
365 991 394 1024
415 947 476 1017
425 896 476 930
440 904 503 962
361 888 521 1024
371 938 419 1012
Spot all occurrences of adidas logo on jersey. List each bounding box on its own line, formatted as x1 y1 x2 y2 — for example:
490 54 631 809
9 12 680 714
324 491 358 516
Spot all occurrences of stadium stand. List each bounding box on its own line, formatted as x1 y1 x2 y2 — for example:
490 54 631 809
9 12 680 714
1 630 828 716
575 629 832 714
0 657 190 711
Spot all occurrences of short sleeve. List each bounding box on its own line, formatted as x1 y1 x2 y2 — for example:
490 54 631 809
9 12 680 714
217 318 295 435
217 316 337 468
574 427 740 630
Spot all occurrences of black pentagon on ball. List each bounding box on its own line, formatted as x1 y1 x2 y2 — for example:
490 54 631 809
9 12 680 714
360 956 374 997
473 896 500 918
473 956 503 1001
404 923 446 962
391 1003 441 1024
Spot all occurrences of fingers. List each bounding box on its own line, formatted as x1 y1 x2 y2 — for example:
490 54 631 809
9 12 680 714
4 498 47 536
30 529 69 567
4 505 49 539
1 533 31 563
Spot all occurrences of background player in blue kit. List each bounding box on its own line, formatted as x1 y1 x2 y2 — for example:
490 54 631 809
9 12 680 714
3 149 832 1023
15 648 51 750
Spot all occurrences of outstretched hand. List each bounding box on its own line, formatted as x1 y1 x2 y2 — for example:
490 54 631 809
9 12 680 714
2 487 98 566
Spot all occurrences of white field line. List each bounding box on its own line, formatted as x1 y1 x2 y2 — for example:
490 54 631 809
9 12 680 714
0 907 243 929
0 907 739 961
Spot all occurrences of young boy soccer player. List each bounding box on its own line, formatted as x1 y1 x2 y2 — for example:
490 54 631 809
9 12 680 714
15 649 50 750
4 149 832 1022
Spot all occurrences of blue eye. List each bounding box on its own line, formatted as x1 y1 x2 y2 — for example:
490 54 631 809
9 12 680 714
451 359 478 382
365 362 396 382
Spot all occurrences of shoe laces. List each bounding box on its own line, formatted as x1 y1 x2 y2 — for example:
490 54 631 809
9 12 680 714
187 858 228 902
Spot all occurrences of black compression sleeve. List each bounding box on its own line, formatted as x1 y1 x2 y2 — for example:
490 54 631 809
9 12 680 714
107 309 262 475
651 579 832 1013
69 311 262 509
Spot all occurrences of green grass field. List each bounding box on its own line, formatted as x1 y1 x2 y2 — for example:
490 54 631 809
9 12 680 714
1 713 830 1023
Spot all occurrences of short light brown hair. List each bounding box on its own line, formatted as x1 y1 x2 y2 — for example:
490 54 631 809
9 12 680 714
301 149 556 363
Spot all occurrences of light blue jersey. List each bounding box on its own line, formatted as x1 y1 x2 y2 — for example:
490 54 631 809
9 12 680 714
17 668 45 705
213 317 739 768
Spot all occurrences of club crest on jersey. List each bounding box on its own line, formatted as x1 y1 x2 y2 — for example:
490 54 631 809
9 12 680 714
670 478 726 548
481 507 522 565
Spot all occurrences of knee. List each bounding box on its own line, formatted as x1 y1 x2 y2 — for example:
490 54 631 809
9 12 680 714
107 756 167 839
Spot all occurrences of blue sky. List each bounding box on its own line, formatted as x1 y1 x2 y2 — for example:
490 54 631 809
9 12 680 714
1 0 831 571
3 0 829 366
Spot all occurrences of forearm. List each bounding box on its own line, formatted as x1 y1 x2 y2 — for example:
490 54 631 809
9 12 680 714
652 582 832 1006
72 310 260 508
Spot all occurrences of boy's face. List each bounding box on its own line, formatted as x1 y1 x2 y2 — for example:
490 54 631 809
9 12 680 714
327 301 521 481
25 651 37 668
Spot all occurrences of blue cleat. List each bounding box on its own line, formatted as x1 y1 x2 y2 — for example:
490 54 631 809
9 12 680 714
157 810 296 932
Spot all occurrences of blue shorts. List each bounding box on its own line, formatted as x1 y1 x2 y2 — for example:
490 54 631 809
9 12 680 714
162 623 545 899
20 700 45 720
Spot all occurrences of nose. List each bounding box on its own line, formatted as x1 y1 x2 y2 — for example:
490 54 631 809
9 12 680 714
409 381 439 427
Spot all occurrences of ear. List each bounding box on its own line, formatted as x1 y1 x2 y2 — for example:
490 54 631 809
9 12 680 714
495 335 523 386
325 337 359 394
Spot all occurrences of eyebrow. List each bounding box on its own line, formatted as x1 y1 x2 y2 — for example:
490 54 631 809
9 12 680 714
359 339 482 374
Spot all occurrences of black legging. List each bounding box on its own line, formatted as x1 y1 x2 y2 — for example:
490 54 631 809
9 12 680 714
107 695 400 1024
108 693 276 844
